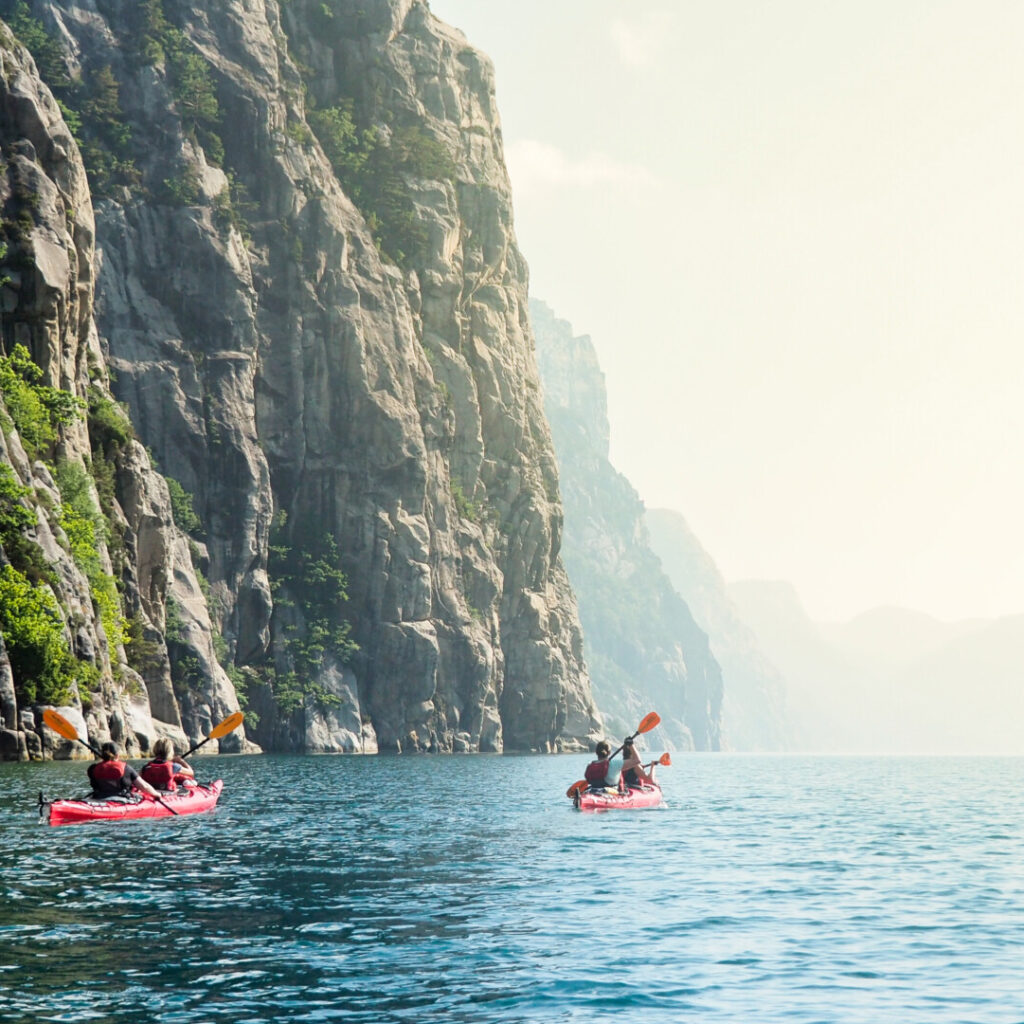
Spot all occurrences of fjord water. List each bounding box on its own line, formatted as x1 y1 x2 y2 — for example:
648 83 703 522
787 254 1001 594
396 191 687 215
3 755 1024 1023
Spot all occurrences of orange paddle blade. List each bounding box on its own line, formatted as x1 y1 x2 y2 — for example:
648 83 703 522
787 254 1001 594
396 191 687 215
208 711 244 740
42 708 79 742
566 780 588 799
659 752 672 766
635 711 660 735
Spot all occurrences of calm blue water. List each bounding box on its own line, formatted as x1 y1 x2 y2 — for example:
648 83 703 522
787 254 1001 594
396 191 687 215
2 754 1024 1023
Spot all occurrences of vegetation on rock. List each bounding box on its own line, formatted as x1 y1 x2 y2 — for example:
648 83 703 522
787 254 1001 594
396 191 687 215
306 101 456 267
265 514 357 714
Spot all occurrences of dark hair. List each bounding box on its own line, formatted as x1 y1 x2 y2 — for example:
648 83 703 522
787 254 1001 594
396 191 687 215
595 740 611 758
100 741 119 760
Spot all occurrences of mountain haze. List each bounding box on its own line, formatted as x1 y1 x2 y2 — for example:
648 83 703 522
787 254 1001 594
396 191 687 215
645 508 788 750
532 300 722 750
731 582 1024 753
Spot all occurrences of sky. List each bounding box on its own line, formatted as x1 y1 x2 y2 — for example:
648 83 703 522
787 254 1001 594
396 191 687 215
428 0 1024 623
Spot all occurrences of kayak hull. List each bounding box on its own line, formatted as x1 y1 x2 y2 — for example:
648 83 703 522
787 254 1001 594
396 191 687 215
574 783 662 811
46 780 224 826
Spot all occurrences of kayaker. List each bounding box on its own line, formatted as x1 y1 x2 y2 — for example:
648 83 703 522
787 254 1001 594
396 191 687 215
139 739 195 792
87 741 162 800
621 739 653 788
584 739 644 791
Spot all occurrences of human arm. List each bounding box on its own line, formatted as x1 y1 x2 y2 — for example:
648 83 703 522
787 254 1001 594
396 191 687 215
172 760 195 780
621 749 652 785
125 764 160 798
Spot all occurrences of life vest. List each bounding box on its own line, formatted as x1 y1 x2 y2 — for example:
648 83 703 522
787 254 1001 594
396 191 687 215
140 759 177 791
585 758 610 786
89 759 128 797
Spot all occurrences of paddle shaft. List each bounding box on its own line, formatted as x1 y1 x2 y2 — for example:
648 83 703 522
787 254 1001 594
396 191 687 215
180 735 212 759
609 731 642 763
607 711 660 762
179 711 245 758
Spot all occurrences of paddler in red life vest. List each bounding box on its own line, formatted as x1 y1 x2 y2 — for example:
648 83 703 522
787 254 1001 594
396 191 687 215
139 738 196 792
87 741 162 800
584 739 645 791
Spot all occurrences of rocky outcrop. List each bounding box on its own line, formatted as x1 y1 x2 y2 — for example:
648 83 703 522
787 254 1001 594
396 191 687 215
1 0 601 754
0 22 246 758
645 508 789 750
532 300 722 750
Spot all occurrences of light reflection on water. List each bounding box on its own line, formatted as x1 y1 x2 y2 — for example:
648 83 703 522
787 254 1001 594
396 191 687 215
2 754 1024 1022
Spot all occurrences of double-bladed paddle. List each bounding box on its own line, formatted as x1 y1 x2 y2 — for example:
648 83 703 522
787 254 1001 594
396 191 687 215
565 753 671 799
609 710 661 760
41 708 179 816
180 711 245 759
565 711 662 798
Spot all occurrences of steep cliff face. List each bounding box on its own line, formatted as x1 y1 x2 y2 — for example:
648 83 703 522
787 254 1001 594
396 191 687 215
0 23 246 759
645 508 789 750
2 0 600 754
532 300 722 750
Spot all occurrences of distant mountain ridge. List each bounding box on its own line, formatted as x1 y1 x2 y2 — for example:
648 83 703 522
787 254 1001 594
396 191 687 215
645 509 789 750
729 582 1024 753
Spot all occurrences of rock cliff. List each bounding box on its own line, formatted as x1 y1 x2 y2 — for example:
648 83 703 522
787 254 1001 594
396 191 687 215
532 300 722 750
0 20 246 759
0 0 601 755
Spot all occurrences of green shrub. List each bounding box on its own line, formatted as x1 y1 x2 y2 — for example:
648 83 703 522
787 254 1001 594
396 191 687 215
0 463 35 541
308 102 371 178
125 611 165 677
0 344 83 458
264 521 357 712
451 479 479 522
307 100 455 268
1 2 140 196
0 563 77 705
161 167 202 206
164 596 207 691
0 463 51 582
135 0 224 166
56 459 127 656
87 387 134 454
2 2 68 87
166 477 201 535
212 173 254 240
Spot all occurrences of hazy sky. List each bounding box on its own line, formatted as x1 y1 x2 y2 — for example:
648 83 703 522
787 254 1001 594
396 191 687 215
428 0 1024 622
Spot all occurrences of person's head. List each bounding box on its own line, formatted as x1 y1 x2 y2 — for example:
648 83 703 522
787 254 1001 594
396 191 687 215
152 738 174 760
595 740 611 759
99 741 119 761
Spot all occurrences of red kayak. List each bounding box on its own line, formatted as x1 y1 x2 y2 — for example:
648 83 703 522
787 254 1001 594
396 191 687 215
574 782 663 811
44 780 224 826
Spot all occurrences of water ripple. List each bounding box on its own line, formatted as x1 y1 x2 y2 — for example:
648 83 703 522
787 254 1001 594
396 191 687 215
4 754 1024 1022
